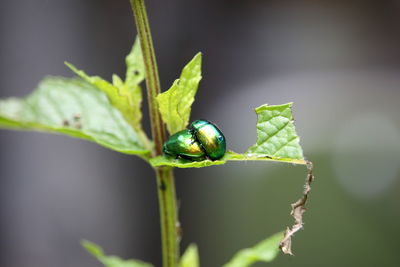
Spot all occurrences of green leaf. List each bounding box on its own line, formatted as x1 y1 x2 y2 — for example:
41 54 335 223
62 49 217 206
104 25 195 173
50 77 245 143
150 102 306 168
126 37 146 87
246 103 304 160
223 232 283 267
82 240 153 267
150 154 226 168
179 244 199 267
157 53 202 135
0 77 149 155
65 37 147 138
149 151 306 168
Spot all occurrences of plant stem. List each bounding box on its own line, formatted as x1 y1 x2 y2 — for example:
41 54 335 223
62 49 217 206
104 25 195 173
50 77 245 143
130 0 164 154
130 0 179 266
156 167 179 267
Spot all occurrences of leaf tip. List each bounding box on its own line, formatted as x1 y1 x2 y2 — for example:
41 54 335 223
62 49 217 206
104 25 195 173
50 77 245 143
64 61 72 67
81 239 103 258
187 52 202 67
180 243 200 267
64 61 78 74
194 52 202 64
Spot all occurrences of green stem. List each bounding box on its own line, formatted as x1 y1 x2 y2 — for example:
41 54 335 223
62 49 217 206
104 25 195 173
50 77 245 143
130 0 179 266
130 0 165 154
156 167 179 267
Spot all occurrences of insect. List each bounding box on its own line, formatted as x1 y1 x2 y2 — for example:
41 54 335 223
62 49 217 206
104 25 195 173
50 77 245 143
163 120 226 161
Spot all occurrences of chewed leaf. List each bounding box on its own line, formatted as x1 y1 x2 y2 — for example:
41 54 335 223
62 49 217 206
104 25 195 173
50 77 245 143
157 53 202 135
179 244 200 267
126 37 145 86
151 103 305 168
223 232 283 267
280 161 315 255
0 77 149 155
247 103 304 160
65 37 148 143
82 240 153 267
149 151 306 168
150 154 225 168
65 62 145 135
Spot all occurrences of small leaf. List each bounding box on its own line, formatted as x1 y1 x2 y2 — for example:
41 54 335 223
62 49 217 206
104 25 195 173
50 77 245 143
123 37 146 132
179 244 199 267
0 77 149 155
223 232 283 267
157 53 202 135
246 103 304 160
82 240 153 267
126 37 145 86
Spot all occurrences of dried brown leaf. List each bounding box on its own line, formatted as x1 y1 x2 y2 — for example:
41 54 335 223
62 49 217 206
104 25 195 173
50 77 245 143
279 160 315 255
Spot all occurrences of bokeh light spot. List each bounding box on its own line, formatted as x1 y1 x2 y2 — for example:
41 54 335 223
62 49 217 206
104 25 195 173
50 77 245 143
332 113 400 199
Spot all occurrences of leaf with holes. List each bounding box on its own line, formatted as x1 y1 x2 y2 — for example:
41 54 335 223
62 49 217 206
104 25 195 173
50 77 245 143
157 53 202 135
65 38 148 143
0 77 150 155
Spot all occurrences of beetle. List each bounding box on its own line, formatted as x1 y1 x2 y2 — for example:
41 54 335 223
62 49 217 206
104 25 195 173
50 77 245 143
163 120 226 161
163 129 206 161
189 120 226 160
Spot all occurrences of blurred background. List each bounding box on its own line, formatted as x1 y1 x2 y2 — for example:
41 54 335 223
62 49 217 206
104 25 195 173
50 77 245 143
1 0 400 266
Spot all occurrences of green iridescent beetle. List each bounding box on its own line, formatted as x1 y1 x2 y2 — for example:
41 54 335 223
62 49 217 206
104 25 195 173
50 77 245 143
189 120 226 160
163 120 226 161
163 129 207 160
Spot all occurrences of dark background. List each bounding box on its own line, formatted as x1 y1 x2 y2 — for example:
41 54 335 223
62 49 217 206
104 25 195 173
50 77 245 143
1 0 400 266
